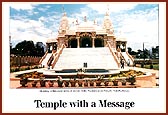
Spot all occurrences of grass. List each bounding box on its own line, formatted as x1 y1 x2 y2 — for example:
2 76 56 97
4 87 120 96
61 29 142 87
10 65 43 73
144 64 159 70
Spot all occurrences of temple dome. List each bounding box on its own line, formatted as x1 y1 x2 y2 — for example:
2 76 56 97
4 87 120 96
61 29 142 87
103 12 114 34
59 12 69 32
77 21 96 32
62 12 68 20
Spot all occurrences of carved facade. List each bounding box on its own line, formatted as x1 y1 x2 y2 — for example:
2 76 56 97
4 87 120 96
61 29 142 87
47 11 127 52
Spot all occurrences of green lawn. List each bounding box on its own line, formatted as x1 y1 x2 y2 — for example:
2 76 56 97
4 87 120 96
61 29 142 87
144 64 159 70
10 65 43 73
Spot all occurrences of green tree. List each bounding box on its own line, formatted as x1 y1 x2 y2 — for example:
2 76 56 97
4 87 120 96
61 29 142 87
35 42 45 57
152 46 159 59
127 47 132 54
143 48 149 59
11 40 45 57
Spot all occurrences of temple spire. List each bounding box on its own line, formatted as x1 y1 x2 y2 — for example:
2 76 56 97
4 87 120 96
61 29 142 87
94 19 96 24
76 19 79 25
106 4 110 16
62 5 65 13
84 16 87 22
62 4 67 16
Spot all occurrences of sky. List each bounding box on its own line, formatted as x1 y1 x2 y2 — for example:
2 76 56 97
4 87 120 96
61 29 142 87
9 3 159 51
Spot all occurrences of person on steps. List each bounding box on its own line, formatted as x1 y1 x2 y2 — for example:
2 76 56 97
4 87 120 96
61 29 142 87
120 59 124 69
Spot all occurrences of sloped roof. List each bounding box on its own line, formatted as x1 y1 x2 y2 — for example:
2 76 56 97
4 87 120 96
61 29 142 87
116 37 127 41
66 30 76 35
46 38 57 43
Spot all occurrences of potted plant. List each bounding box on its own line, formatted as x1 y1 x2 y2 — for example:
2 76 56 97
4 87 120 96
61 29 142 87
96 79 101 86
141 63 144 68
150 64 153 69
112 77 119 86
121 78 127 86
78 80 83 87
20 76 28 87
100 80 105 86
126 75 136 85
105 81 109 86
90 80 94 87
93 81 97 87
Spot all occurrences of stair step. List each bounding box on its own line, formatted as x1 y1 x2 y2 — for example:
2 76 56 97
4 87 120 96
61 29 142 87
53 47 118 69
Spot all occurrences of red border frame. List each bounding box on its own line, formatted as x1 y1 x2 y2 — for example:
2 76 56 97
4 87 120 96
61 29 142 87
1 0 167 114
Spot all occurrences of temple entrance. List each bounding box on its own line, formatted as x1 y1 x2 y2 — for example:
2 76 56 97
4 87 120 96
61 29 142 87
95 38 104 47
80 37 92 48
68 39 77 48
47 44 52 53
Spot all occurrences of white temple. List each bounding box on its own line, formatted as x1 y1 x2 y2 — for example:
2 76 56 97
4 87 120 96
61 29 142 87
40 8 134 73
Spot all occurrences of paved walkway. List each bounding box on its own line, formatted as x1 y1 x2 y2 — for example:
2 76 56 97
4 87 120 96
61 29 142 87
128 67 159 87
127 67 159 77
10 68 47 78
10 67 159 88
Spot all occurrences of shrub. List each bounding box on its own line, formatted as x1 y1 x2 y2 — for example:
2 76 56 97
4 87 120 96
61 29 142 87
20 77 28 87
20 68 25 71
15 68 20 72
126 76 136 85
34 66 39 69
150 64 153 69
10 69 14 72
26 66 30 70
141 63 144 68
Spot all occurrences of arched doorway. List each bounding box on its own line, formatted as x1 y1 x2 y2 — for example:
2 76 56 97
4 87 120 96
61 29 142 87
47 44 52 53
121 42 126 52
53 43 57 50
95 38 104 47
68 39 77 48
80 37 92 48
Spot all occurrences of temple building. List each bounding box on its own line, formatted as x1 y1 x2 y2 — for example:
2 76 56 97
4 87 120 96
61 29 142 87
41 9 134 74
46 11 128 51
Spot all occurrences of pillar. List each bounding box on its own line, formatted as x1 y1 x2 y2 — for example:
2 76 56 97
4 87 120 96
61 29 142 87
104 39 107 47
77 37 80 48
113 38 116 49
92 37 95 48
46 43 48 52
125 42 127 52
52 42 54 51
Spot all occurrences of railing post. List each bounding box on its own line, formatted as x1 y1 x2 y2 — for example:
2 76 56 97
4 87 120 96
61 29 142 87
107 42 120 68
51 44 65 69
39 51 48 64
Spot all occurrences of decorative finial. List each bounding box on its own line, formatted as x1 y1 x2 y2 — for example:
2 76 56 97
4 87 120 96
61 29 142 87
94 19 97 25
107 4 109 12
62 4 67 16
106 4 110 16
76 19 78 25
72 21 74 26
62 4 65 13
84 16 87 22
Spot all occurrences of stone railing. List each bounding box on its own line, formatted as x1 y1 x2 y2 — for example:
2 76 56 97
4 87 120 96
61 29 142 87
107 42 120 68
120 52 127 65
39 51 48 64
16 78 140 88
47 54 54 66
126 51 134 63
10 56 41 66
51 44 65 69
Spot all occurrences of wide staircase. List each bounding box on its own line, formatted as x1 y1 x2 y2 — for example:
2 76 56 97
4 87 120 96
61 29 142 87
121 52 134 65
53 47 118 70
41 53 52 67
